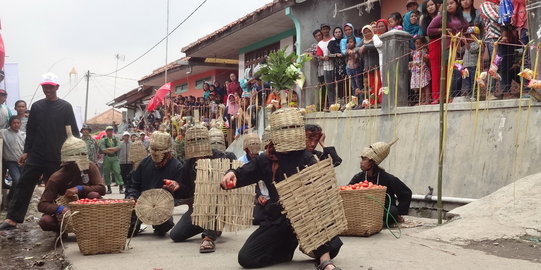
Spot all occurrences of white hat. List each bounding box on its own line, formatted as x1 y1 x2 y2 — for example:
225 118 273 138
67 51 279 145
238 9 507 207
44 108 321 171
40 72 59 86
123 131 130 136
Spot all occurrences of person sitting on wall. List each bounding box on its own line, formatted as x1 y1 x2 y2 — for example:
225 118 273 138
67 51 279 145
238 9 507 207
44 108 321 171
349 139 412 225
305 124 342 167
37 127 106 232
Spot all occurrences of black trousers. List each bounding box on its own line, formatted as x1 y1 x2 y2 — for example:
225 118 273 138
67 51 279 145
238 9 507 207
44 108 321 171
169 207 220 242
238 219 343 268
128 211 174 237
7 163 59 223
120 164 133 187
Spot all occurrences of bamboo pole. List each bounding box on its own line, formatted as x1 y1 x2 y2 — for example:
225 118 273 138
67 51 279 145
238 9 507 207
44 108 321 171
437 0 448 225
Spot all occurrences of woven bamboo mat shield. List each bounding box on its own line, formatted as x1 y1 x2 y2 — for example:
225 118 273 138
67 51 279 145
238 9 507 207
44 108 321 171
275 158 348 253
192 159 255 232
135 189 174 225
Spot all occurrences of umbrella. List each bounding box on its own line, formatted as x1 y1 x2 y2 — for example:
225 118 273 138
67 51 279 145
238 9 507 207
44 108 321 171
147 82 172 112
0 33 5 71
94 130 107 140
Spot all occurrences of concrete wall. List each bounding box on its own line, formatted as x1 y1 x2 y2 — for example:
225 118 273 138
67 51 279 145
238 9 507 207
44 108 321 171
305 99 541 199
288 0 381 107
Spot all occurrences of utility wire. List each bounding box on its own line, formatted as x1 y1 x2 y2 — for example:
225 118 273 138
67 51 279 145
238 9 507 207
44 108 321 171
62 76 85 99
94 0 208 77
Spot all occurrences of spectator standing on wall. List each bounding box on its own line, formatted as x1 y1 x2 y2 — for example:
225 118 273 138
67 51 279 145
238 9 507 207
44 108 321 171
419 0 441 36
305 29 326 101
226 73 242 98
328 27 346 102
316 23 336 107
427 0 468 103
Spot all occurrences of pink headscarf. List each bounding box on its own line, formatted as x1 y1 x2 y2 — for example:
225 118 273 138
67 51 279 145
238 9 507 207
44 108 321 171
226 94 238 116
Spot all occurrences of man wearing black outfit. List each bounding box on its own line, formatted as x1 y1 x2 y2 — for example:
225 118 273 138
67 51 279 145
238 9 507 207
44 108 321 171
0 73 79 230
305 124 342 167
125 131 182 237
349 139 412 224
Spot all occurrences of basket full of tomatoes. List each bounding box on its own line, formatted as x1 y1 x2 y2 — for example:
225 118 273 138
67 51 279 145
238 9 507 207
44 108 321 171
338 181 387 236
68 198 135 255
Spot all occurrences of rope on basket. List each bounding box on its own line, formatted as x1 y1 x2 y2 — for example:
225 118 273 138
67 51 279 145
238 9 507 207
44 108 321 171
54 210 80 252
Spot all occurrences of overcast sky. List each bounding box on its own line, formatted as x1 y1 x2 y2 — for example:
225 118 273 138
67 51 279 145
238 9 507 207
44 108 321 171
0 0 270 118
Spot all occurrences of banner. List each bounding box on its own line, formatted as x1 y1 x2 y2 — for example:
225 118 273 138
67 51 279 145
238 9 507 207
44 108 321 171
0 63 20 114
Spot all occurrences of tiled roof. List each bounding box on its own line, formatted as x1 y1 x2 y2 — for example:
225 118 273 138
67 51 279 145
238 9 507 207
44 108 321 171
181 0 288 53
139 57 190 82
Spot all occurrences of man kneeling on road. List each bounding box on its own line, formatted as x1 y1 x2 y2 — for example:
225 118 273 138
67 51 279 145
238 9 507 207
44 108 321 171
37 126 106 232
125 130 183 237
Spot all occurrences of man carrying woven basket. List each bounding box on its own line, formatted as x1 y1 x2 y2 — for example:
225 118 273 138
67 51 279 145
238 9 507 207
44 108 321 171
125 130 182 237
221 109 343 270
169 124 229 253
349 139 412 225
37 126 106 232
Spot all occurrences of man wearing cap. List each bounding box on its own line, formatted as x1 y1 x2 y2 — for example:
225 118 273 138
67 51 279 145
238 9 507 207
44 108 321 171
169 125 227 253
118 131 132 194
37 127 106 232
0 89 12 129
125 130 182 237
349 139 412 225
0 73 79 230
81 125 99 164
99 126 124 194
221 109 343 270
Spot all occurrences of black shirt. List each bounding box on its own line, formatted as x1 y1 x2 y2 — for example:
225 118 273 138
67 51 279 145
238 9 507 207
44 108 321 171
126 156 184 199
24 98 79 166
232 150 316 225
313 146 342 167
349 168 412 215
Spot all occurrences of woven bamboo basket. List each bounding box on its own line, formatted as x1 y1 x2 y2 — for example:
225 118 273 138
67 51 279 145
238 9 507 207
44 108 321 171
135 189 174 225
69 199 134 255
269 108 305 152
129 140 147 169
274 158 348 253
339 187 387 236
185 125 212 159
55 195 77 233
192 159 255 232
242 133 261 153
208 127 226 152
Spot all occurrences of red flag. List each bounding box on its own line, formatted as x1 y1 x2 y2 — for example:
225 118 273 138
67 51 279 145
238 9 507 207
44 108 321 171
0 33 5 70
147 82 172 112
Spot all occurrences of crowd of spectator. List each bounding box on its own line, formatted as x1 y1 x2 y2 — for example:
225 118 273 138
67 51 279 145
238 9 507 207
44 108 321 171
305 0 530 109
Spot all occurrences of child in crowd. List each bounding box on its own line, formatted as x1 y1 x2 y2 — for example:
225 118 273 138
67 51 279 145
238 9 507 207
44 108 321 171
461 26 481 99
388 12 404 31
345 37 363 100
409 36 431 105
404 10 421 49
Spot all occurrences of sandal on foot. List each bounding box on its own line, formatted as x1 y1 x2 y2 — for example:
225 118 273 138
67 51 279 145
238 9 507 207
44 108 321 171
316 259 341 270
200 237 215 253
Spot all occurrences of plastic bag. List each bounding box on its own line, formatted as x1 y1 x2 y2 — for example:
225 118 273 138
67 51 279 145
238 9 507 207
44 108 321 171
518 69 535 81
527 79 541 90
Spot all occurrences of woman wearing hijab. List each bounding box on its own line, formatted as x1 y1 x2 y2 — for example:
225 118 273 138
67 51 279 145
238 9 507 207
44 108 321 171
340 23 362 55
359 25 382 107
374 19 389 35
224 94 239 139
403 10 421 49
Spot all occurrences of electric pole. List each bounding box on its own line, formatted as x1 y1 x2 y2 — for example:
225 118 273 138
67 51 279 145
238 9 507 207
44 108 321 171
84 70 90 122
